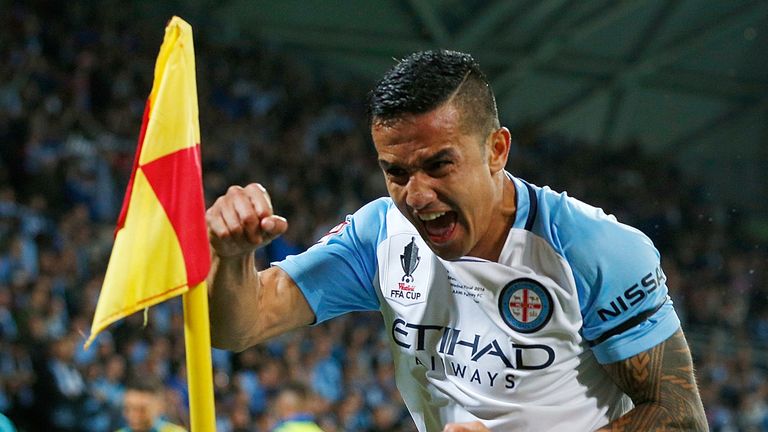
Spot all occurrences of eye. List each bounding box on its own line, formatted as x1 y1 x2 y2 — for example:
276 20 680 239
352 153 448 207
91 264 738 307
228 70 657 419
386 166 407 177
384 166 409 184
426 160 452 174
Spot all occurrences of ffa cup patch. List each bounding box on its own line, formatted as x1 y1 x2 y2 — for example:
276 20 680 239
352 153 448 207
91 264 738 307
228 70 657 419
385 235 430 306
400 237 420 284
498 278 553 333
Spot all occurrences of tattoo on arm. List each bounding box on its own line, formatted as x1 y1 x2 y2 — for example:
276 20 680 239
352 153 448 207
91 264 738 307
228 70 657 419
598 329 708 431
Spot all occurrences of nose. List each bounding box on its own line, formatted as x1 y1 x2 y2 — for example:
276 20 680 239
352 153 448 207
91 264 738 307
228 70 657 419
404 173 436 210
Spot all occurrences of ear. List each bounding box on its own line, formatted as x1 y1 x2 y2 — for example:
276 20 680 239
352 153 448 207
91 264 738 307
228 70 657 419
488 127 511 173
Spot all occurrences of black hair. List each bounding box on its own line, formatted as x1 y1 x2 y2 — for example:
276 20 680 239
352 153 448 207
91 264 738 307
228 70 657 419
125 374 164 395
280 381 311 399
367 50 499 135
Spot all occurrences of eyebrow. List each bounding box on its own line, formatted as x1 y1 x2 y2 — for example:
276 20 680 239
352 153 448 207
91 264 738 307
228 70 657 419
377 159 395 170
378 148 457 171
424 148 456 164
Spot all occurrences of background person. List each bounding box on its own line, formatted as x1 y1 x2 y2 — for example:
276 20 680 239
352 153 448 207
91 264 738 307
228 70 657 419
116 376 186 432
270 382 324 432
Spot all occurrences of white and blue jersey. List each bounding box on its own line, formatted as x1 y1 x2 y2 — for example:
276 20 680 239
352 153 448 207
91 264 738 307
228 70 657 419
276 174 680 432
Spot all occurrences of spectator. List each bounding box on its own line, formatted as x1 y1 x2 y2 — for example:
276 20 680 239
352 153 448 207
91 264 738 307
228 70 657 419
117 375 186 432
33 332 86 431
270 382 324 432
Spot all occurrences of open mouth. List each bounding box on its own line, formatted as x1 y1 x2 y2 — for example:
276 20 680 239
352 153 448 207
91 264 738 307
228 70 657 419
419 211 458 244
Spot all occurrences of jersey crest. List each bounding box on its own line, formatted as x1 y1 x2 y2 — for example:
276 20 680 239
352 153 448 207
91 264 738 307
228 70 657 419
498 278 553 333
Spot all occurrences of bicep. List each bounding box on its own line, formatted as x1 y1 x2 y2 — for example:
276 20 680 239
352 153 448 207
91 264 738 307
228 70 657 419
600 328 707 430
251 266 315 343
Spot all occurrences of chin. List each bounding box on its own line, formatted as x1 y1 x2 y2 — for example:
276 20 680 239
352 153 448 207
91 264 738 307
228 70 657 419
436 251 463 260
426 242 466 261
415 230 468 260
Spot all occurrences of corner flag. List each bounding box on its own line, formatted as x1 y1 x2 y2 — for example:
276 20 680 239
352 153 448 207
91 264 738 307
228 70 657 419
86 16 215 430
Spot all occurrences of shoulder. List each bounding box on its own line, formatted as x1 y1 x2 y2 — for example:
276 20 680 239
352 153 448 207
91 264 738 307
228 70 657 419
274 420 325 432
536 186 647 245
350 197 393 238
532 185 659 273
273 199 390 322
352 197 393 223
526 181 668 314
318 197 392 247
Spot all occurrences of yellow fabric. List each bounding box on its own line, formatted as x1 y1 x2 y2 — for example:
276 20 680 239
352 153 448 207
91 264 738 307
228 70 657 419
86 16 200 348
140 17 200 164
92 170 189 333
89 15 216 431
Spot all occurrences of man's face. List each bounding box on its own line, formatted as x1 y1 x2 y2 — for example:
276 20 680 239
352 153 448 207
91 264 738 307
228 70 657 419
123 389 162 432
373 102 508 260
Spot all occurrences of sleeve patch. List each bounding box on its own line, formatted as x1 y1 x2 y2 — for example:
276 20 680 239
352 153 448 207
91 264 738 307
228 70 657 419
317 216 351 244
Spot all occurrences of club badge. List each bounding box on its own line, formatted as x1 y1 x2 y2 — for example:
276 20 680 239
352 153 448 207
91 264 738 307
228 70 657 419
498 278 553 333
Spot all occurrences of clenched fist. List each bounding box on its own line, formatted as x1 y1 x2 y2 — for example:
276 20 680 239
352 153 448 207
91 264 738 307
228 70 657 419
206 183 288 257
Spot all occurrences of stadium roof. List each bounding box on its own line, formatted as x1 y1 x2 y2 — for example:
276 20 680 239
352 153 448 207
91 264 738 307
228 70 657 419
174 0 768 219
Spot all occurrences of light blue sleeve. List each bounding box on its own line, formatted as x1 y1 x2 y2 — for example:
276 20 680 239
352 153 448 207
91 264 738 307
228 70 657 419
543 191 680 364
273 198 389 324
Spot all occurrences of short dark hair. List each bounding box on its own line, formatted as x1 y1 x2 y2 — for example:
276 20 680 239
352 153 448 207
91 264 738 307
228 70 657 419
280 381 311 399
125 374 164 395
367 50 499 135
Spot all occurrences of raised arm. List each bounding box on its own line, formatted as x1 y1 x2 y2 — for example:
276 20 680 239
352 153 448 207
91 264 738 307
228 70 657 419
205 183 315 352
597 328 708 431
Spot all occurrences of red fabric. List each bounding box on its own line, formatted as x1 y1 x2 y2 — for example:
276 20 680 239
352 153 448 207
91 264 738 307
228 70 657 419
141 144 210 285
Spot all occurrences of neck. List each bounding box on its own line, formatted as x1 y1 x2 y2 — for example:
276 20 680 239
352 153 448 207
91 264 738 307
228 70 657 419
469 172 516 261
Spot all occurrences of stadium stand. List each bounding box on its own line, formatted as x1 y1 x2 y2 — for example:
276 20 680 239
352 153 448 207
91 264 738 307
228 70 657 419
0 4 765 431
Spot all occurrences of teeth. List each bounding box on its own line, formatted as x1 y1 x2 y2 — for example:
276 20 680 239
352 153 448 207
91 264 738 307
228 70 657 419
418 212 445 221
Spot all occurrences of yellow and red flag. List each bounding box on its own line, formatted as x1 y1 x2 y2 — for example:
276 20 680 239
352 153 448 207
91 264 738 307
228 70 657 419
86 16 215 430
86 17 215 431
87 16 208 345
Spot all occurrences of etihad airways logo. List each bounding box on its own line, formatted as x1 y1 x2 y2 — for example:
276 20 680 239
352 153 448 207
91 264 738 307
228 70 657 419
391 318 555 371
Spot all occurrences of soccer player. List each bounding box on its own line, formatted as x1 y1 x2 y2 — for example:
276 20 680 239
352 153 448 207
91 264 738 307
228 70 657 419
206 50 707 431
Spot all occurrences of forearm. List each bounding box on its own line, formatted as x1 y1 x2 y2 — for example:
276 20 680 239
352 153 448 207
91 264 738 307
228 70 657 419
206 184 310 351
207 250 315 352
596 402 705 431
207 252 262 351
597 329 708 431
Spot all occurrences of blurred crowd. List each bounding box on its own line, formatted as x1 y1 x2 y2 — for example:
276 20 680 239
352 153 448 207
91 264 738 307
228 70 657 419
0 2 766 432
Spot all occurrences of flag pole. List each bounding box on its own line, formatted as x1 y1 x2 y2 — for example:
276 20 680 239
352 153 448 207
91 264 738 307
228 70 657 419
183 281 216 430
